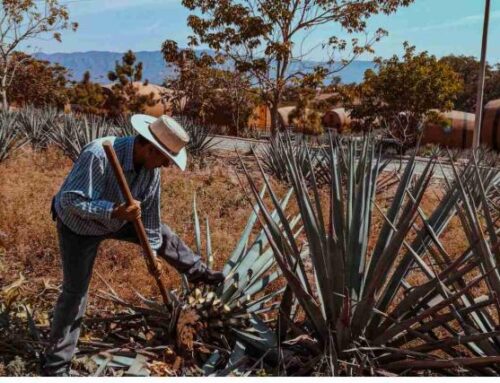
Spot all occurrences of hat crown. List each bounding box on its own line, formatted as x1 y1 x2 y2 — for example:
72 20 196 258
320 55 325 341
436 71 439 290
149 115 189 155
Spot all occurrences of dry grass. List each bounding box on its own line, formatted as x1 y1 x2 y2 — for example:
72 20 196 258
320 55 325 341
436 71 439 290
0 147 287 315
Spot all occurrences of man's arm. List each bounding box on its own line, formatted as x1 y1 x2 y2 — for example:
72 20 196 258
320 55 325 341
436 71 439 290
140 171 162 251
60 150 142 223
59 150 116 221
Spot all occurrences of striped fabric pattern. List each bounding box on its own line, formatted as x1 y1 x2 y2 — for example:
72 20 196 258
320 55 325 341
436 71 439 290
54 136 162 250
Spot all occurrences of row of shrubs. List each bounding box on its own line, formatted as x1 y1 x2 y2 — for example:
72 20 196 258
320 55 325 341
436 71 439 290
0 107 216 163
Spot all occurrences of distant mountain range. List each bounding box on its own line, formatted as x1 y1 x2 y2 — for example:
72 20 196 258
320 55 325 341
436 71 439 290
35 50 376 85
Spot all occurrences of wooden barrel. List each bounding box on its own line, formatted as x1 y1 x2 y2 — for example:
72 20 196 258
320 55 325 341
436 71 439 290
277 106 296 128
248 104 271 130
322 107 351 133
422 110 475 149
481 99 500 150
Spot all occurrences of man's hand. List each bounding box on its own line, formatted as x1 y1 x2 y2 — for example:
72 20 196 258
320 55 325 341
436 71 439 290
111 200 141 221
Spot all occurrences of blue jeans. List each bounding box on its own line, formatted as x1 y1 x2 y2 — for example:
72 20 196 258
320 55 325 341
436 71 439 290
43 218 205 374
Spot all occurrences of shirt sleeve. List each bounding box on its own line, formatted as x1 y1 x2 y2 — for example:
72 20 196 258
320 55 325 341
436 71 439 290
59 150 115 221
141 170 162 250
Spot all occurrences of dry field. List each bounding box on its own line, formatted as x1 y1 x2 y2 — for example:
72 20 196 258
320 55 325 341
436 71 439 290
0 145 491 376
0 147 288 310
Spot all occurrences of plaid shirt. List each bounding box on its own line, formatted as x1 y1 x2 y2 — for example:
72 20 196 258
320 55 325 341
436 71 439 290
54 136 162 250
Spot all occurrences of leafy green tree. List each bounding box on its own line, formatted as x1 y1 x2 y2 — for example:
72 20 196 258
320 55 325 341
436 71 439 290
289 95 323 135
491 65 500 103
440 55 500 112
346 43 463 145
0 0 78 109
288 70 331 135
7 52 69 109
69 71 107 115
162 41 221 118
211 68 257 135
106 50 157 118
162 41 256 135
181 0 414 134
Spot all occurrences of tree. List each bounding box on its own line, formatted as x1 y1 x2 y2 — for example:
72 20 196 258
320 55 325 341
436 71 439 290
69 71 107 115
181 0 414 134
106 50 157 118
491 65 500 103
162 41 256 135
7 51 68 109
0 0 78 109
288 92 323 135
288 70 331 135
214 68 257 135
162 41 220 119
440 55 500 112
346 43 463 146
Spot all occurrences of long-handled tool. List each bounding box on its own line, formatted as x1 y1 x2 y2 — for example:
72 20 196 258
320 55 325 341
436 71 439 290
103 141 171 306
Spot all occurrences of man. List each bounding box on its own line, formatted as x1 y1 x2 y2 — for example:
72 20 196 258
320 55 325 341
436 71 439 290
42 114 224 376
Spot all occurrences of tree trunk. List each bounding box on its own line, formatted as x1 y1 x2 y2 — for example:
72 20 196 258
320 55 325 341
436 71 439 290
0 74 8 110
0 88 7 111
270 102 280 136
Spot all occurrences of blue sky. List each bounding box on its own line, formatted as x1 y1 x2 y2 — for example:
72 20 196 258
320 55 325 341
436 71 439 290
24 0 500 63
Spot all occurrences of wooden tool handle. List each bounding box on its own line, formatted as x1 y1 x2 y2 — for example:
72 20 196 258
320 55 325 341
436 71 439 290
103 141 170 306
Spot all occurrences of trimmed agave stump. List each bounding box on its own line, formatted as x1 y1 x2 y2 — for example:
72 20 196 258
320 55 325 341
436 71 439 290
96 191 296 375
175 288 253 357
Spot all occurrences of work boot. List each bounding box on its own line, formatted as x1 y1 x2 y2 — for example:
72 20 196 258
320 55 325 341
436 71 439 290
40 361 71 377
39 353 79 377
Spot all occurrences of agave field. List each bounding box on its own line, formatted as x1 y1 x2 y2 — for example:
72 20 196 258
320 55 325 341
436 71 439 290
0 108 216 163
0 107 500 376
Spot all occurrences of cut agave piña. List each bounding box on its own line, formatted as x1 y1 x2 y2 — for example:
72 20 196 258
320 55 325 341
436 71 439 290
174 189 302 373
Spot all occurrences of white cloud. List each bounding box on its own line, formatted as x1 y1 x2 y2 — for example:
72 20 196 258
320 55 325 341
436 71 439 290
407 10 500 32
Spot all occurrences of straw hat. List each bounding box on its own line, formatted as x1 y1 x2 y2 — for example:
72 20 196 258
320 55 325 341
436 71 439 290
131 114 189 171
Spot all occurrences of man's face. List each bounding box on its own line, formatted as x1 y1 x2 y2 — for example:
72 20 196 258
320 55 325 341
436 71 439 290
143 143 172 169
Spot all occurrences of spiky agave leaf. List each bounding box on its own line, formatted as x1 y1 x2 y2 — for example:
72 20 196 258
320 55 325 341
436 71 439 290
175 188 300 371
0 110 27 162
242 133 500 376
174 116 218 158
261 132 321 186
48 114 115 161
113 114 135 137
17 105 58 150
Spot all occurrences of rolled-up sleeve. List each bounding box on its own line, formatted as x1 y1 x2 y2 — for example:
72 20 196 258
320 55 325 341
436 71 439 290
59 151 115 221
141 171 162 250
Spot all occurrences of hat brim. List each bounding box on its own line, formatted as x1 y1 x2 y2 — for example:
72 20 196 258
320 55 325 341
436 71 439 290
131 114 188 171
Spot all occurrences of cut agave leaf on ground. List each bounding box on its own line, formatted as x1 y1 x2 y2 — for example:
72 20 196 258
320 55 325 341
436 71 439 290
202 350 222 375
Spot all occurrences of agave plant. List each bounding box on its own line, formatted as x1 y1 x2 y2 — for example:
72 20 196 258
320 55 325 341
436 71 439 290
242 134 500 375
17 106 58 150
0 110 26 163
105 190 300 375
113 114 135 137
49 114 114 161
261 132 321 185
174 116 218 158
169 190 304 374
